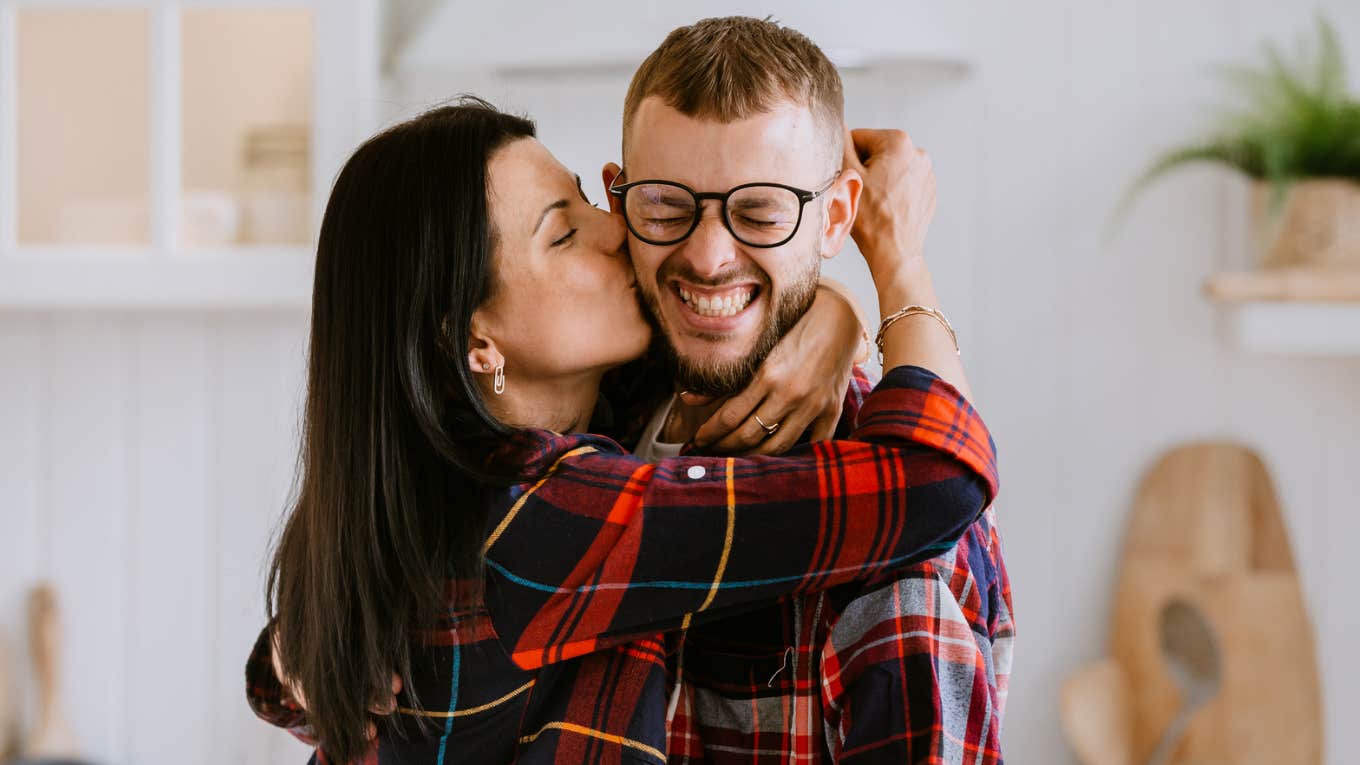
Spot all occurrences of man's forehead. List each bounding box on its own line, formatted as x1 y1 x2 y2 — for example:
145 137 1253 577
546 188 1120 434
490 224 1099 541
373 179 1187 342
624 97 831 187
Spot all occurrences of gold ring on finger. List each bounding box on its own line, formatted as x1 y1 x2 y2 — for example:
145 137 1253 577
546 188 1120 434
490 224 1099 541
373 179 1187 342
754 414 781 437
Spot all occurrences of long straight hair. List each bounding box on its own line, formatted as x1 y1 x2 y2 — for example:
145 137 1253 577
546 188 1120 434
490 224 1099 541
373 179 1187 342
267 99 536 763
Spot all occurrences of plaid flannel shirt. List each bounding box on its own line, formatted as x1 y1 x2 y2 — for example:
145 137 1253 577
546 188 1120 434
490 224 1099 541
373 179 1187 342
246 364 999 764
657 367 1013 765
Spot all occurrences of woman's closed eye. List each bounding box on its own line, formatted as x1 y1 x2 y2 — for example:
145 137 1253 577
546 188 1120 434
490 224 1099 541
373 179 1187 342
551 228 577 247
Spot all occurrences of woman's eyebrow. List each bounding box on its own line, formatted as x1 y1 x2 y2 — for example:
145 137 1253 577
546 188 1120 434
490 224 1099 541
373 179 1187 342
532 199 569 235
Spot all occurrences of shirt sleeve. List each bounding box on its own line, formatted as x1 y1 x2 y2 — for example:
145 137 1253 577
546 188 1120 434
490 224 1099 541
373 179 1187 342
483 365 999 670
243 623 319 746
818 515 1011 764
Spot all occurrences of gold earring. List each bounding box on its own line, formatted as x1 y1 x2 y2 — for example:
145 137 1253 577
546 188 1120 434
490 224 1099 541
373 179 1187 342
493 364 505 395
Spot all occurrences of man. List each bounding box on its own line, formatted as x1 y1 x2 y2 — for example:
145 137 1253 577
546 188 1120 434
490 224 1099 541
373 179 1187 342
604 17 1012 764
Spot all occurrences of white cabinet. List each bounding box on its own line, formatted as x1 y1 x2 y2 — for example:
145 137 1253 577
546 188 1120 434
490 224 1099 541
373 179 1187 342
0 0 380 311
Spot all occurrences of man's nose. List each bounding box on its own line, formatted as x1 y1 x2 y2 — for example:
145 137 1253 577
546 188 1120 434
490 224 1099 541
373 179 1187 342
677 207 738 279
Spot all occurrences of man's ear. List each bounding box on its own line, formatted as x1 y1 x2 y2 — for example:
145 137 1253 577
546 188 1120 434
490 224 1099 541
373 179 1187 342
602 163 624 215
466 310 505 375
819 167 862 259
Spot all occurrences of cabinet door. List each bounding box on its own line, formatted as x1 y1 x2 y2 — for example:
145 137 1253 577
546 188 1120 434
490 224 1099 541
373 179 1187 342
0 0 377 310
181 6 315 248
16 6 153 246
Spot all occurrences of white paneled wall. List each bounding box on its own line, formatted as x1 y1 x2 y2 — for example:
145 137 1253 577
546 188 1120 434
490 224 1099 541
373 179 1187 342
1 1 1358 764
0 314 313 762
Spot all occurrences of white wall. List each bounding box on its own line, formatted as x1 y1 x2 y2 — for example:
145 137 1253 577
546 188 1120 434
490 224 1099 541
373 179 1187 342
966 2 1359 761
1 1 1357 764
0 314 313 762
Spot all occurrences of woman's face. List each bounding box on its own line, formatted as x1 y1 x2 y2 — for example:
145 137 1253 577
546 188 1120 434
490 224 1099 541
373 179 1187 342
475 138 651 381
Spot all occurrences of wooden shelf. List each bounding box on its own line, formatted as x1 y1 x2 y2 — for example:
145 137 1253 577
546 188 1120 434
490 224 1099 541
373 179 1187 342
1205 268 1360 303
1206 268 1360 356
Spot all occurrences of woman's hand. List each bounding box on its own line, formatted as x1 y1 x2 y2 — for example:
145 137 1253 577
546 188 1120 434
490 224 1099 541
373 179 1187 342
692 282 866 455
270 627 403 740
843 125 936 282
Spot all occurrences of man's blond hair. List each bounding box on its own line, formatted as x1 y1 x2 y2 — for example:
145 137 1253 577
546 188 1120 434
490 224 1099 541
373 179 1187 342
622 16 844 169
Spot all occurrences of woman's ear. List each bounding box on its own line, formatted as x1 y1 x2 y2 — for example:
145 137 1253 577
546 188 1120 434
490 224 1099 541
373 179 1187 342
466 311 504 374
602 163 624 215
819 168 862 259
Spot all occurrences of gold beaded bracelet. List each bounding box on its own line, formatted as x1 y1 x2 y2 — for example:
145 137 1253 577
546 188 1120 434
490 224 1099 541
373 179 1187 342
875 305 960 359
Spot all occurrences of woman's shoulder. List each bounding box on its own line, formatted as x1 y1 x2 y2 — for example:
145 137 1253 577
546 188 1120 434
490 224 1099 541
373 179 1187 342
487 427 632 479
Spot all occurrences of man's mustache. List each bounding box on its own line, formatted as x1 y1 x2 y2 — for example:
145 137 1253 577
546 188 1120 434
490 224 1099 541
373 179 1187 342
654 260 771 291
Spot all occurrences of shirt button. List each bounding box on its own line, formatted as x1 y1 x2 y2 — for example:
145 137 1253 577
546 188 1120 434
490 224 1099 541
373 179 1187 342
686 465 706 480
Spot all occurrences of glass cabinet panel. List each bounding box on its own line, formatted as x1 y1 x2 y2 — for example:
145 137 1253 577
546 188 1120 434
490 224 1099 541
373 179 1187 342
18 8 151 246
181 8 313 248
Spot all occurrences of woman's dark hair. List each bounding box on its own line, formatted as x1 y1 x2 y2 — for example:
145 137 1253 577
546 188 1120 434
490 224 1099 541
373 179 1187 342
266 98 535 763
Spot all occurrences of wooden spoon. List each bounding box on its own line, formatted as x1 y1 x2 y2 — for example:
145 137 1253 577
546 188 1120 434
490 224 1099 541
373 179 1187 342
17 582 90 765
0 629 19 759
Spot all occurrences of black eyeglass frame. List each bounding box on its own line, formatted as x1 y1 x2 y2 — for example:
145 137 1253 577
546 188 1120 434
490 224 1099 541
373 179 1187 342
607 173 841 248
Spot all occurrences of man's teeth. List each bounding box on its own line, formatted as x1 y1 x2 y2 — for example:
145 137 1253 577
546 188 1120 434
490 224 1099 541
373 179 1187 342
678 286 754 318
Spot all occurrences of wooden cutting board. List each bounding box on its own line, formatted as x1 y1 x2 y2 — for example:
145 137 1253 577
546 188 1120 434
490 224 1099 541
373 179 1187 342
1068 442 1323 765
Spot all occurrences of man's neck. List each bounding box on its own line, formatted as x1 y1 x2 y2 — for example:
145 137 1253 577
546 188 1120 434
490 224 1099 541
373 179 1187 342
660 395 726 444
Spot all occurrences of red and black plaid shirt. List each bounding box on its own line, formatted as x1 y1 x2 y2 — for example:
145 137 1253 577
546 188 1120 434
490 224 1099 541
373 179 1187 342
664 369 1013 765
246 364 1000 764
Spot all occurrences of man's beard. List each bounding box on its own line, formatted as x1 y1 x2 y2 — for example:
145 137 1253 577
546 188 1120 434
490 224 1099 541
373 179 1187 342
640 250 820 397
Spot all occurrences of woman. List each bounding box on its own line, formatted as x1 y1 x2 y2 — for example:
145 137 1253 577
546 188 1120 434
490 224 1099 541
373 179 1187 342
248 99 996 764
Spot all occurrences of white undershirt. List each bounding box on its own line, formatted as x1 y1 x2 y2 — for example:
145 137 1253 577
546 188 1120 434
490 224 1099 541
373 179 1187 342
633 395 685 463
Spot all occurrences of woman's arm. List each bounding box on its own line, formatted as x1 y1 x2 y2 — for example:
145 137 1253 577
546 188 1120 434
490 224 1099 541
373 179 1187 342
483 363 997 670
843 126 973 399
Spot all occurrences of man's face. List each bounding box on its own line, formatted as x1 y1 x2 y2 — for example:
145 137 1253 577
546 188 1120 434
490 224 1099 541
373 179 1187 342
617 97 840 396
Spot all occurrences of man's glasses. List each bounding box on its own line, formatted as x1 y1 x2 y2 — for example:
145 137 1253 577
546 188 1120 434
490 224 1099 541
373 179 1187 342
608 173 840 248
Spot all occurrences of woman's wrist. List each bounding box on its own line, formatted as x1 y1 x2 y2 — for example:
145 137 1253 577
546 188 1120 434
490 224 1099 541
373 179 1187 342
872 255 936 318
869 255 973 399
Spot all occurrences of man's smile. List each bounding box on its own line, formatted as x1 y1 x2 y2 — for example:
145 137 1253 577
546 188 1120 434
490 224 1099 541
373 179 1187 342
667 279 763 333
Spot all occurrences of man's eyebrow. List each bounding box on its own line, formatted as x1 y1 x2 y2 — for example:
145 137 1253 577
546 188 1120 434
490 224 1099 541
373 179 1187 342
532 199 569 236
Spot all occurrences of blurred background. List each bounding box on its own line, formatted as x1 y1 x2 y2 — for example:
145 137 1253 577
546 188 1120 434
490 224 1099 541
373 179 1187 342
0 0 1356 763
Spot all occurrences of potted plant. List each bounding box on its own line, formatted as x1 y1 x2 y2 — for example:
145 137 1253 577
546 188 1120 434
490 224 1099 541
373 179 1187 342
1125 17 1360 270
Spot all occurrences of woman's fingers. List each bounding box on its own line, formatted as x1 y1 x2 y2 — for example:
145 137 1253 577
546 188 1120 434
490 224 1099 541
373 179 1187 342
743 402 819 456
368 672 403 716
703 399 791 454
363 673 404 740
843 123 866 170
692 382 768 449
